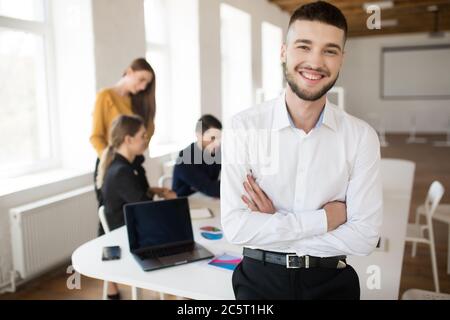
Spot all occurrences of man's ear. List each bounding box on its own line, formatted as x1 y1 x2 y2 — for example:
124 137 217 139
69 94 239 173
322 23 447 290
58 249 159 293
340 49 346 69
281 43 287 64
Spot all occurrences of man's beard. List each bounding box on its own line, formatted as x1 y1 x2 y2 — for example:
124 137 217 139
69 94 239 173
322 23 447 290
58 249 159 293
283 62 338 101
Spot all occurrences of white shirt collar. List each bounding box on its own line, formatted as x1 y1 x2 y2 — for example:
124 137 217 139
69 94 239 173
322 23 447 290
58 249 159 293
272 90 338 132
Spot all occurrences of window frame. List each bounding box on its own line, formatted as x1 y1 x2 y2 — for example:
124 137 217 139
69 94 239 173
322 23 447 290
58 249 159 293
144 0 201 158
0 0 60 178
261 21 284 102
144 0 173 150
219 3 253 125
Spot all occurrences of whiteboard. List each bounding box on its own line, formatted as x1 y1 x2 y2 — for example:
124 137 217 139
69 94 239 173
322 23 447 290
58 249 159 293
382 45 450 99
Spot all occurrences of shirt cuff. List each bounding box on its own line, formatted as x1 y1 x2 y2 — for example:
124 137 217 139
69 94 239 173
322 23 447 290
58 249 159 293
296 209 328 238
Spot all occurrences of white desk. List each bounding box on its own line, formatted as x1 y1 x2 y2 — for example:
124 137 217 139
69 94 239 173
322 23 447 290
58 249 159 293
73 216 238 299
73 162 413 300
348 191 412 299
73 194 239 300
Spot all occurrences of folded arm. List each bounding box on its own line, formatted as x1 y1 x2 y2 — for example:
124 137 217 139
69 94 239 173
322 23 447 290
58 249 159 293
220 118 329 248
292 127 383 256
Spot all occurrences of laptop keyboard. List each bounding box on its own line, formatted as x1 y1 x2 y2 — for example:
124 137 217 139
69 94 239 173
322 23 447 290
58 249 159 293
139 244 195 259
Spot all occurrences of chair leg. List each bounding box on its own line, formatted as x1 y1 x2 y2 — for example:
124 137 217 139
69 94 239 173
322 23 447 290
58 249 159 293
102 281 109 300
415 207 421 224
132 287 141 300
412 242 417 257
412 207 423 258
429 243 440 293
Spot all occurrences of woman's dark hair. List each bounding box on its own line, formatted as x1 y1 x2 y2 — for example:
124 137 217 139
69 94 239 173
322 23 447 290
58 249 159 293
125 58 156 127
96 115 144 189
289 1 348 41
195 114 222 135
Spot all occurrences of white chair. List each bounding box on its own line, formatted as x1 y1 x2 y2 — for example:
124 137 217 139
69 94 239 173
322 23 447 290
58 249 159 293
402 289 450 300
406 181 445 293
158 174 173 189
415 201 450 275
158 159 176 189
98 206 141 300
380 159 415 195
367 113 389 147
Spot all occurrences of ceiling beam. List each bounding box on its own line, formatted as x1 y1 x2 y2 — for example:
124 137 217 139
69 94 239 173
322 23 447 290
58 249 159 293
269 0 450 37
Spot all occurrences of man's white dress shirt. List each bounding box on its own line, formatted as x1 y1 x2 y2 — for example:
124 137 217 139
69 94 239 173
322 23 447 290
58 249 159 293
221 92 383 257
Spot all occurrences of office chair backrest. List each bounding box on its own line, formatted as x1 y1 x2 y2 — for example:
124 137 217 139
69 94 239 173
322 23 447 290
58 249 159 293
425 181 445 219
380 159 415 194
98 206 110 233
158 174 173 189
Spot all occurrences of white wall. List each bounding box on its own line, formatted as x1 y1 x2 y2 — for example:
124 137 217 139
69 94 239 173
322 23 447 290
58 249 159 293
198 0 289 119
337 32 450 133
91 0 147 90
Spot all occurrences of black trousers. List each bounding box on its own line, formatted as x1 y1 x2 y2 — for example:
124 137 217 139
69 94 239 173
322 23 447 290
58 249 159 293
232 256 360 300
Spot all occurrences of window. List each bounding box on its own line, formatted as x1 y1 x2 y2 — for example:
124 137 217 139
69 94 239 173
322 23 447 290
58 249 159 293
220 4 252 125
144 0 201 157
0 0 57 178
144 0 171 148
51 0 96 172
0 0 44 21
262 22 283 101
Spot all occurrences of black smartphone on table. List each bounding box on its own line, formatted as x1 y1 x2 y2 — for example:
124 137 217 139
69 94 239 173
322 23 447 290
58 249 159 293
102 246 121 261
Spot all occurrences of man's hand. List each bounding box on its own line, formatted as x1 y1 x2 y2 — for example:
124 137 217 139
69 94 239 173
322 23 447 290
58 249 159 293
242 174 276 214
150 187 165 195
323 201 347 232
150 187 177 200
161 189 177 200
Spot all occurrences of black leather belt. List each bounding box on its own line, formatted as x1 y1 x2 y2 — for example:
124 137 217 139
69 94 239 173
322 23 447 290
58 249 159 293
243 248 347 269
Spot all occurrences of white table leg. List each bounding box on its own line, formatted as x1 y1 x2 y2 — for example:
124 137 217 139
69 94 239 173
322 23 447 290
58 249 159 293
131 287 142 300
102 281 109 300
447 224 450 275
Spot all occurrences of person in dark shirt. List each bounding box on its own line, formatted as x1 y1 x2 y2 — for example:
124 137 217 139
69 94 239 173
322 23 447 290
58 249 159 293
96 115 176 299
172 115 222 198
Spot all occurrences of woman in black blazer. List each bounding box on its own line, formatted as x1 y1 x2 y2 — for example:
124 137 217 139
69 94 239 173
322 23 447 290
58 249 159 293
96 115 176 298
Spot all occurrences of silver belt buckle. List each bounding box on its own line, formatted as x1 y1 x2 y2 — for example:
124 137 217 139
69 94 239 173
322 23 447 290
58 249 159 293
286 254 300 269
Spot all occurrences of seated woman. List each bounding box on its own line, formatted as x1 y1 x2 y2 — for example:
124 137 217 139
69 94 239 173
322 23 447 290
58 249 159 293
172 115 222 198
97 115 176 231
96 115 176 299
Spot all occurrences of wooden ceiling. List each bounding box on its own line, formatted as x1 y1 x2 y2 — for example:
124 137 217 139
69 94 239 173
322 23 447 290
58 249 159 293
269 0 450 37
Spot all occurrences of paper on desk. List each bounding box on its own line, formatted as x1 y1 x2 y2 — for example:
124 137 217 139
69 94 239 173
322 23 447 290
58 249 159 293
207 253 242 271
190 208 213 220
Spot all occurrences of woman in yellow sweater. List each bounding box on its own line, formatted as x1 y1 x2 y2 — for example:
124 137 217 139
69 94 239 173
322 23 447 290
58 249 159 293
90 57 156 212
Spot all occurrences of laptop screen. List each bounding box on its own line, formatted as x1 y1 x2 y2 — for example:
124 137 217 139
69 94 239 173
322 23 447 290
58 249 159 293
124 198 194 252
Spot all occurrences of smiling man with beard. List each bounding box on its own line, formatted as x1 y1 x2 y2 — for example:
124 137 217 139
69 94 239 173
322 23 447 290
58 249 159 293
221 1 383 300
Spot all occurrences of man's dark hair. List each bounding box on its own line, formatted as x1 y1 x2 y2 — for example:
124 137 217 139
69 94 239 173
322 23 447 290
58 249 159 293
195 114 222 135
288 1 348 41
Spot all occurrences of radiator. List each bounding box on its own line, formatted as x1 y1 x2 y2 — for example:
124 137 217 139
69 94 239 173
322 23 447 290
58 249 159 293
9 186 98 281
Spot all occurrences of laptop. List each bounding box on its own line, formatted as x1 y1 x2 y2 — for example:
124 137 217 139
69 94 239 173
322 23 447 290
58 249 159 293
124 198 214 271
